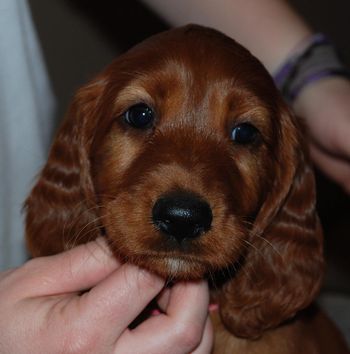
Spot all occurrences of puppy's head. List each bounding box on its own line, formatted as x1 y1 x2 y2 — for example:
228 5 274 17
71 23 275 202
25 25 324 338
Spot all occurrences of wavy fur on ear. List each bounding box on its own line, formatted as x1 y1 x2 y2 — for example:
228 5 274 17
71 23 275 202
218 105 324 339
25 76 108 256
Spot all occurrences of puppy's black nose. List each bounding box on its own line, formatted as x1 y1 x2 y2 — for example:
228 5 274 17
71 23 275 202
152 192 212 242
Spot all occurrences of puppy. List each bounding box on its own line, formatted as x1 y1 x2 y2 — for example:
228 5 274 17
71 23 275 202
25 25 349 353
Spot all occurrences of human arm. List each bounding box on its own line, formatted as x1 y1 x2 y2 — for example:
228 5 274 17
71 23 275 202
141 0 311 72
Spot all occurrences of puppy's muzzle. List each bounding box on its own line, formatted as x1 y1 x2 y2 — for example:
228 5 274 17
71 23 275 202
152 191 213 243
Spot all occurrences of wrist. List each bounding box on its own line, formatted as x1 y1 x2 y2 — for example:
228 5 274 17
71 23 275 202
273 33 350 104
293 76 350 117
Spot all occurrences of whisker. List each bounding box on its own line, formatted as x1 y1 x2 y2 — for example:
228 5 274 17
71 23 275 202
241 239 264 257
253 234 283 259
66 214 104 250
62 202 106 245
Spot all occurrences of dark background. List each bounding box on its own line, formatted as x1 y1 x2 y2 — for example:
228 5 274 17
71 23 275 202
28 0 350 293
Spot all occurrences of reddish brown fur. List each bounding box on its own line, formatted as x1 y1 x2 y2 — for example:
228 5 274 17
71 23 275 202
25 25 349 353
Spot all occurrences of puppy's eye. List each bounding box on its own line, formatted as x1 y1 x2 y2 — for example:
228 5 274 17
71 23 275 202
231 123 260 144
123 103 154 129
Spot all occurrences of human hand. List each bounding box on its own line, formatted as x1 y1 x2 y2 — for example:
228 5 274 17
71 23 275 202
294 77 350 193
0 238 213 354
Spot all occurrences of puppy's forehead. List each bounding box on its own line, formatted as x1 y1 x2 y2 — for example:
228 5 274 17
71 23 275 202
128 25 261 76
110 25 277 106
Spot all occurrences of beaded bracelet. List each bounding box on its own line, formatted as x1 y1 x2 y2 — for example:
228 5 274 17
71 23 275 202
273 33 350 104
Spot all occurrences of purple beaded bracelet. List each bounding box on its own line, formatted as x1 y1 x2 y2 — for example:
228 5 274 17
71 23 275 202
273 33 350 103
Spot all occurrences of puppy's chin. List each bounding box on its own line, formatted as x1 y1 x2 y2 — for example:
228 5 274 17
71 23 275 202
118 252 209 280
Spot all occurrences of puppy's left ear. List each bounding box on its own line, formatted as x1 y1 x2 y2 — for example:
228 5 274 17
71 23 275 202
219 103 324 339
25 74 108 256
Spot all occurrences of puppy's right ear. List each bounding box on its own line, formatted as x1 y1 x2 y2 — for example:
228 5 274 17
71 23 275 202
218 104 324 339
25 75 108 256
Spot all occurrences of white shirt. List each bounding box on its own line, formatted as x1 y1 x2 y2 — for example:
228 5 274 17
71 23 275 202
0 0 55 269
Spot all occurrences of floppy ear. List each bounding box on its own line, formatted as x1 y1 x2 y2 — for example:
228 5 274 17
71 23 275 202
25 76 108 257
218 103 324 339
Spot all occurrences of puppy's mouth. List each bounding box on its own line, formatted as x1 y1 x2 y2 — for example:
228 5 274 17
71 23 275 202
138 191 213 278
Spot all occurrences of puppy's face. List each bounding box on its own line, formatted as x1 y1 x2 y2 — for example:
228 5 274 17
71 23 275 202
26 25 323 337
90 26 285 279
